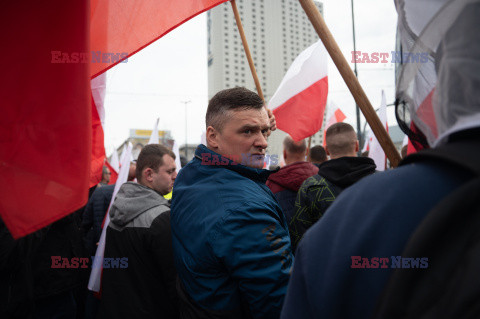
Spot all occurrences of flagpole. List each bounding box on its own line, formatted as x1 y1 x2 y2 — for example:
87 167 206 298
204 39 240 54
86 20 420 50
298 0 401 168
306 136 312 158
230 0 265 103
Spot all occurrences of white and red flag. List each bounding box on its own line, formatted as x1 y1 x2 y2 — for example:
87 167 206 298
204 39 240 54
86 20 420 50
269 40 329 142
89 143 133 293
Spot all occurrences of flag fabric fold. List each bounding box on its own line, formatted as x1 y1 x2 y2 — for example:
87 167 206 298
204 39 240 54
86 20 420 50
90 0 229 78
0 1 91 238
269 40 329 142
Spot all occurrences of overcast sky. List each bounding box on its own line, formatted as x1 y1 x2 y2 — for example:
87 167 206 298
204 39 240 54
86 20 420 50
103 0 398 156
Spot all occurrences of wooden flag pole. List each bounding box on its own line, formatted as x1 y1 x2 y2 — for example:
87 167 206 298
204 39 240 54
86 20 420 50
306 136 312 158
298 0 401 168
230 0 265 103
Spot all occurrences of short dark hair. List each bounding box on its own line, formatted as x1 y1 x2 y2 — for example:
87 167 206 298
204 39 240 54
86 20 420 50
325 122 357 156
206 87 264 131
309 145 327 163
283 136 306 155
135 144 175 182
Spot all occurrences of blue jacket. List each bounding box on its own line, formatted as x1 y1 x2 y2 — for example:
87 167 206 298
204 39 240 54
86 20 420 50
280 159 471 319
171 145 293 319
81 184 114 256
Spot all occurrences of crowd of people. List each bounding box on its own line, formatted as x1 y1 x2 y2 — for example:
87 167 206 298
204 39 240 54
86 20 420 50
1 1 480 318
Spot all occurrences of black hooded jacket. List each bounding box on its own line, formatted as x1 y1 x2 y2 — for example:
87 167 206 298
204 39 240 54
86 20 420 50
289 157 376 252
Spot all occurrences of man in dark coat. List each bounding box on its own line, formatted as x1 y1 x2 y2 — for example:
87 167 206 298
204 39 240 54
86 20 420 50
267 136 318 223
99 144 179 318
289 123 376 251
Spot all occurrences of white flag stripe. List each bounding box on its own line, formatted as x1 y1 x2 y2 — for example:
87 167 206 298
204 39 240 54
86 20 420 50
88 142 133 292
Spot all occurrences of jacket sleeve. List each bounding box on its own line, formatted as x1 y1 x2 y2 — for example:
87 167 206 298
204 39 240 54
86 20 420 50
210 203 294 319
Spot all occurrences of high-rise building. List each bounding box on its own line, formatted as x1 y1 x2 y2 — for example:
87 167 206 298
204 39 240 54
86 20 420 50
207 0 325 164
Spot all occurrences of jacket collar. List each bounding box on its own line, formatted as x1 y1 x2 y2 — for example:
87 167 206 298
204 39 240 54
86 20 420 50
194 144 273 183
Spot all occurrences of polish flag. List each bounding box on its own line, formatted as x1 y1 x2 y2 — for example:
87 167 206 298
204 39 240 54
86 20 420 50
105 161 119 185
0 1 91 238
323 106 347 146
368 91 388 171
110 148 120 173
90 73 107 187
90 0 229 78
89 143 133 293
269 40 328 142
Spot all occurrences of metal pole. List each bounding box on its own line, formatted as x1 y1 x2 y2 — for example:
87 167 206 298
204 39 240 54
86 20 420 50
351 0 362 151
181 100 191 159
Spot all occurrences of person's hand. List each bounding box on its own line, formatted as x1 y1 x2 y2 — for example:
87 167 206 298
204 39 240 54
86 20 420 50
267 108 277 135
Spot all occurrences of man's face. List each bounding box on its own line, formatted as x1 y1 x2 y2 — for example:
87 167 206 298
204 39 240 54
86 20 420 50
151 154 177 195
209 107 269 168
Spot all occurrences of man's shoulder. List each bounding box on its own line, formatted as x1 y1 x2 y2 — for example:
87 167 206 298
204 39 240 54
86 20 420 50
131 204 170 229
301 174 331 191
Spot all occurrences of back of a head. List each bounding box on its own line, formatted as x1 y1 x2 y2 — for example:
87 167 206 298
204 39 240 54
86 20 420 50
135 144 175 184
206 87 264 131
309 145 327 164
325 122 358 158
283 136 307 165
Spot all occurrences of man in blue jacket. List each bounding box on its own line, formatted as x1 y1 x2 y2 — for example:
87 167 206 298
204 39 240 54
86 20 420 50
171 87 293 319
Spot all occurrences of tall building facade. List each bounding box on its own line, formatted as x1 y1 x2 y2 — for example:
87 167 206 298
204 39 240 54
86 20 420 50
207 0 325 164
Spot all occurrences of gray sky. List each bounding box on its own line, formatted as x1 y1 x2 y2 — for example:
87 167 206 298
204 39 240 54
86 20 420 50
103 0 398 155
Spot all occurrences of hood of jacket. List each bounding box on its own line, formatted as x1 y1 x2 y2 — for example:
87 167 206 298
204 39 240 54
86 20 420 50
267 161 319 193
109 182 169 227
317 157 376 188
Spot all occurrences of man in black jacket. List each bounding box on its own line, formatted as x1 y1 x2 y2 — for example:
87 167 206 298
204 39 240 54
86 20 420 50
98 144 178 318
289 123 376 252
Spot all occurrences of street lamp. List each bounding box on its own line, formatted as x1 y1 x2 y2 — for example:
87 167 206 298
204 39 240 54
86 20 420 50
181 100 191 159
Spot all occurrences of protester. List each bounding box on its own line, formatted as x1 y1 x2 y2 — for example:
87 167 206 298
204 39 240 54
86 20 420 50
266 136 318 223
307 145 327 167
281 2 480 318
98 144 178 318
289 122 376 252
99 166 111 186
81 162 137 257
171 87 293 319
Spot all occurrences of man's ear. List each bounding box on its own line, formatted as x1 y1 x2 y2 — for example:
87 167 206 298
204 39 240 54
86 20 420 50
355 140 359 153
142 167 153 183
206 126 219 149
325 146 331 156
283 150 287 161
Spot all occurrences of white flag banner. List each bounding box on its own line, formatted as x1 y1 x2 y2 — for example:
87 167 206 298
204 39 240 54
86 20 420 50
173 140 182 173
88 142 133 292
148 118 160 145
369 91 388 171
110 147 120 173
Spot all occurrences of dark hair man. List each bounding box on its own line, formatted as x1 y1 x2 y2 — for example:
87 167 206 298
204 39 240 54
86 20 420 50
171 87 293 319
281 2 480 318
99 144 178 318
308 145 328 166
267 136 318 224
289 122 376 252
